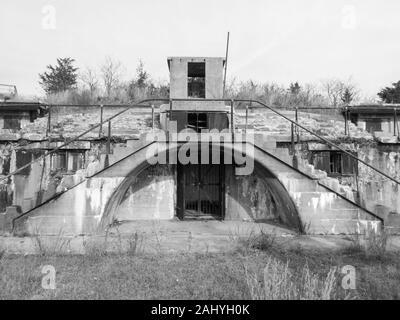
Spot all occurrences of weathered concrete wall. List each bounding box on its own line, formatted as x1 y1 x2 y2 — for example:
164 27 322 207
357 145 400 217
205 58 224 99
114 165 175 220
13 176 124 235
0 144 13 212
225 164 300 230
169 58 188 99
12 142 381 236
169 57 224 99
0 140 111 214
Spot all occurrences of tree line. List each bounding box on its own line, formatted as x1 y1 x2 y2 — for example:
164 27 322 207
38 57 400 107
39 56 169 105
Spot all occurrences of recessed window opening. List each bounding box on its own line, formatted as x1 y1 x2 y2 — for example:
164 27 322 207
51 150 85 173
3 115 21 130
187 113 208 132
188 62 205 98
330 152 342 174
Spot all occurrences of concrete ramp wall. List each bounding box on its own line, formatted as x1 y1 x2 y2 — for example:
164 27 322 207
11 141 382 236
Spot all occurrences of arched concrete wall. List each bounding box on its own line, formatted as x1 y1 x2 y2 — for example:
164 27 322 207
14 141 379 236
100 142 303 232
106 165 176 223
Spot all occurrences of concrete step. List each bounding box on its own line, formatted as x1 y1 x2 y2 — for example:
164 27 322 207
307 219 379 235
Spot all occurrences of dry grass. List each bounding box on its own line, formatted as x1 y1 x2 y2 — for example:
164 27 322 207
2 227 400 300
33 229 71 256
1 245 400 299
126 232 145 256
229 226 277 254
245 256 348 300
345 229 389 260
82 236 108 257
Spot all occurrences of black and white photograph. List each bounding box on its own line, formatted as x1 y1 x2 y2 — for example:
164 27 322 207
1 0 400 309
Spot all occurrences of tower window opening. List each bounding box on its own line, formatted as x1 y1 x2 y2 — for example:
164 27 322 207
188 62 205 98
187 113 208 132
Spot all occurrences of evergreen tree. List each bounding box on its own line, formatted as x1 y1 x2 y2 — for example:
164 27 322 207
341 87 354 105
378 81 400 103
289 82 301 95
39 58 78 94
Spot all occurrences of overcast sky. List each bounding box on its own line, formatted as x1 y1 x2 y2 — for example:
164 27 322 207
1 0 400 98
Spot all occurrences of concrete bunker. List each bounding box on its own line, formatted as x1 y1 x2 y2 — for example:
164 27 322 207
101 144 302 232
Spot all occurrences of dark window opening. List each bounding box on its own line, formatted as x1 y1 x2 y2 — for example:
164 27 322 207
69 151 85 172
330 153 342 174
3 115 21 130
51 150 85 173
365 120 382 133
51 151 68 172
188 62 205 98
312 151 357 176
15 150 32 175
187 113 208 132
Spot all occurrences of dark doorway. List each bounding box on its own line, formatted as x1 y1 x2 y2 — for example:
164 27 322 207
177 163 224 220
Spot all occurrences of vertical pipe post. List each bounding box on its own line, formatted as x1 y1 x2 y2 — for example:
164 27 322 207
353 157 360 204
99 104 104 137
151 104 155 131
295 106 299 142
230 99 234 141
292 124 298 170
168 99 173 142
106 120 111 154
291 123 295 154
223 32 230 98
46 107 51 137
245 104 248 134
394 108 397 136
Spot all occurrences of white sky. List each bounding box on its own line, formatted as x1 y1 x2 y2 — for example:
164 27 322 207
1 0 400 98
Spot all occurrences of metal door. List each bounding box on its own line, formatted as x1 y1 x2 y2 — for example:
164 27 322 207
177 163 224 220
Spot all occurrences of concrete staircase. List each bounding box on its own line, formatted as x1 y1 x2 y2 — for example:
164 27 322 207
3 132 382 236
0 105 392 236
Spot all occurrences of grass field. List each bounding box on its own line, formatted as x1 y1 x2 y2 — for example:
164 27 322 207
1 232 400 300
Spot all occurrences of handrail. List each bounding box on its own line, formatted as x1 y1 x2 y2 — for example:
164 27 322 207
1 97 399 189
0 98 169 184
171 98 400 185
242 99 400 186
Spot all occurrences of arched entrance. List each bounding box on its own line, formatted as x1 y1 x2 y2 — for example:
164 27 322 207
100 142 303 232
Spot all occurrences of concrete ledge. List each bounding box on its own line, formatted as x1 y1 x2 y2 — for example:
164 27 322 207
0 206 22 235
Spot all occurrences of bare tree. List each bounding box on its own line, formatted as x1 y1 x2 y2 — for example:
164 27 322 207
80 67 99 97
321 78 359 107
321 79 345 108
100 56 124 99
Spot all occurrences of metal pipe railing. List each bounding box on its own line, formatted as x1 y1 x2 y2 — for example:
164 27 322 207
2 98 399 189
242 99 400 186
0 98 169 184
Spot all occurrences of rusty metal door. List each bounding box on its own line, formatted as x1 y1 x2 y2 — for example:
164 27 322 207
178 163 224 220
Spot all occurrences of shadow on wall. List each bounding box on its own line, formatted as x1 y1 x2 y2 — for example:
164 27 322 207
225 163 302 232
102 164 176 227
101 155 302 233
114 165 176 221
